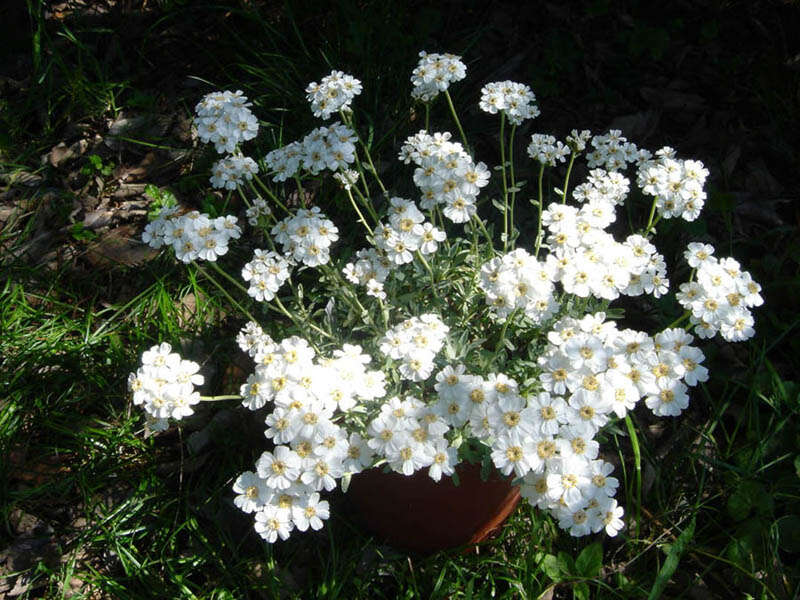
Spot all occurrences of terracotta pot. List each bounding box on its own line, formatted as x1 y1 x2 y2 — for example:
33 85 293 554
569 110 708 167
347 462 521 554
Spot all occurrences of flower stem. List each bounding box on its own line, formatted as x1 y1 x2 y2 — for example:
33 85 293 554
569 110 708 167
643 197 659 236
293 175 306 207
346 188 374 236
624 413 642 543
416 250 438 297
341 110 388 197
561 152 577 204
200 395 241 402
471 214 494 249
348 182 380 225
272 295 335 341
251 175 289 214
444 89 469 151
508 124 518 248
194 262 258 324
665 311 691 330
533 164 546 258
499 113 509 252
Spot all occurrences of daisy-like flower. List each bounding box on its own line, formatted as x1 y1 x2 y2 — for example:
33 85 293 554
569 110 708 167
491 433 539 478
592 497 625 536
292 492 330 531
254 504 293 543
256 446 302 490
233 471 271 513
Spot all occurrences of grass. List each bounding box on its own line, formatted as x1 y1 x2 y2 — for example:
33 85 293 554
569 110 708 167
2 0 799 598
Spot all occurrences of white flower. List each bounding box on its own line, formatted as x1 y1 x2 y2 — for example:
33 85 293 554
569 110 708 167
306 71 362 119
256 446 302 490
233 471 271 513
292 492 330 531
254 504 293 543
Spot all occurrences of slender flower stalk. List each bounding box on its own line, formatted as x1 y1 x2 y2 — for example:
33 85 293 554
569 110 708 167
194 262 258 324
251 176 289 214
561 152 577 204
508 123 518 248
340 110 388 197
444 89 469 151
499 113 510 251
625 414 642 542
533 164 546 257
346 188 374 236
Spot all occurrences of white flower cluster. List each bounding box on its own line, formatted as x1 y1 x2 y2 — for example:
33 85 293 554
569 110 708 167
399 130 490 222
638 147 710 222
566 129 592 153
209 153 258 190
232 329 388 543
343 248 393 300
527 134 570 166
194 90 259 154
540 173 670 300
367 395 456 479
264 122 356 182
430 361 625 536
410 51 467 101
305 70 362 119
572 168 630 206
372 197 446 266
539 313 710 420
127 343 203 431
479 81 541 125
378 314 449 382
586 129 651 172
241 249 291 302
142 208 242 263
678 243 762 341
271 207 339 267
333 168 359 190
479 248 559 323
245 196 271 226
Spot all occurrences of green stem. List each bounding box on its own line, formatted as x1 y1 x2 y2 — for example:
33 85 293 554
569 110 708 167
346 188 374 236
665 311 691 330
444 89 469 151
424 103 430 131
341 110 388 197
200 395 241 402
194 262 258 324
416 250 438 297
643 196 659 236
499 113 509 251
471 214 494 249
624 413 642 543
236 185 253 209
533 164 546 258
272 295 335 341
493 309 517 357
293 175 306 207
207 260 250 296
251 176 289 214
349 181 380 225
561 152 577 204
508 124 518 248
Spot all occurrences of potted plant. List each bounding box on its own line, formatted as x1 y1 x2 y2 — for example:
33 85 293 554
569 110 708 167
128 51 762 552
